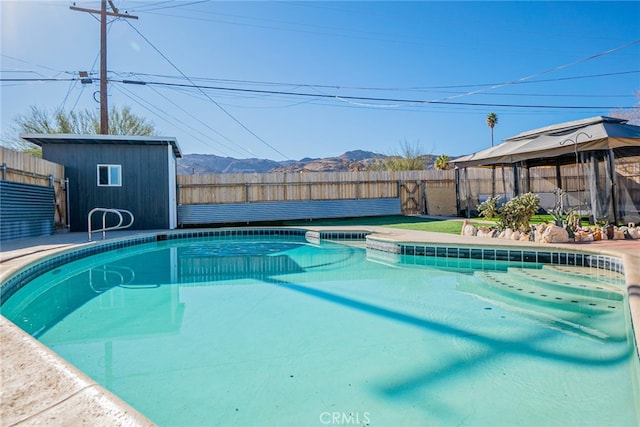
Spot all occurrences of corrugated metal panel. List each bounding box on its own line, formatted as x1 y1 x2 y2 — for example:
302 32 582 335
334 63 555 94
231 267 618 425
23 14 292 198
0 181 55 241
178 198 401 225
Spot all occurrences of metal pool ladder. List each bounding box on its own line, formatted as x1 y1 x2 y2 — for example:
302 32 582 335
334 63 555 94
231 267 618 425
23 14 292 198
88 208 134 241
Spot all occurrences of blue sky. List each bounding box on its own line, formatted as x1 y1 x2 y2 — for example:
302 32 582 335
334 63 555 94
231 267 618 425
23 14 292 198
1 1 639 161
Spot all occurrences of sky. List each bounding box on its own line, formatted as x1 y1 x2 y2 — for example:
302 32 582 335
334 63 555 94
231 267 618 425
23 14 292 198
1 1 639 161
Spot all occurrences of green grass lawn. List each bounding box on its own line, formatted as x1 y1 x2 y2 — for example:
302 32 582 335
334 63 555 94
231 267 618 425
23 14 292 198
284 214 568 235
284 215 468 234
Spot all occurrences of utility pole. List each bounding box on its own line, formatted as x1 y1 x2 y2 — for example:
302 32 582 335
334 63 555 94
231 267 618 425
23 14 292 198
70 1 138 134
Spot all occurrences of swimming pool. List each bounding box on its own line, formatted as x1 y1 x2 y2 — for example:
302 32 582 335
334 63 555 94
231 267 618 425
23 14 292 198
2 229 639 426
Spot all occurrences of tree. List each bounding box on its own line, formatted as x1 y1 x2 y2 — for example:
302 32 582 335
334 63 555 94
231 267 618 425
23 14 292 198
609 90 640 125
3 105 157 153
486 112 498 147
369 139 428 171
434 154 451 170
15 105 156 136
486 112 499 198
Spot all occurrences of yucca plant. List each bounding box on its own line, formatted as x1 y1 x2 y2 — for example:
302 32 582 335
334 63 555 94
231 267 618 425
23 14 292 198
478 193 540 232
477 196 501 220
497 193 540 231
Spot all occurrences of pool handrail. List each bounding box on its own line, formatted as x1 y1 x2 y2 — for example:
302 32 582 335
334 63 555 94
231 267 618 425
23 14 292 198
88 207 134 241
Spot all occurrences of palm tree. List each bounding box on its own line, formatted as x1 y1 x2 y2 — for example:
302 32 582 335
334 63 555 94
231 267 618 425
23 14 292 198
486 112 499 198
434 154 451 170
486 112 498 147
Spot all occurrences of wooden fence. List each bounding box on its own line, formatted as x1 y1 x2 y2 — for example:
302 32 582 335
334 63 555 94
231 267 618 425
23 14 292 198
0 147 67 228
3 145 636 228
177 170 458 216
177 162 640 220
616 156 640 207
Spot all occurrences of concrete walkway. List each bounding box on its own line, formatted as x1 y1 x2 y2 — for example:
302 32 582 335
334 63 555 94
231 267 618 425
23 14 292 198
1 227 639 426
1 230 159 427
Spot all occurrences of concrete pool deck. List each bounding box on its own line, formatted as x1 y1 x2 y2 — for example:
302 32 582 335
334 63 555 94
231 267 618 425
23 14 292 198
1 226 639 426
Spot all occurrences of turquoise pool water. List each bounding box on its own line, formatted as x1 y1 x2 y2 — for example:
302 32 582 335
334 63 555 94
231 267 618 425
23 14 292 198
2 235 639 426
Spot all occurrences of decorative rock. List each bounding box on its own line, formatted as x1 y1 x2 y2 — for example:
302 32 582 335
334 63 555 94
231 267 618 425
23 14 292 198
476 226 493 238
464 220 639 243
534 224 548 242
574 230 589 242
627 227 639 239
499 228 513 239
541 225 570 243
613 230 626 240
461 219 477 236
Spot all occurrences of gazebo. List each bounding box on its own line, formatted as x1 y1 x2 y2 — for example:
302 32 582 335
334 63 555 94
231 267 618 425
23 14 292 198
451 116 640 224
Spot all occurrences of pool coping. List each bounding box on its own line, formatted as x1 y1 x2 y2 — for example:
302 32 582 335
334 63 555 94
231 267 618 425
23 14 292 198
1 226 639 426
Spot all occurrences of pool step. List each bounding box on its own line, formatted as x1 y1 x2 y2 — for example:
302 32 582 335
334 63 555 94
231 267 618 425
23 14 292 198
471 271 622 315
506 268 624 301
542 264 626 286
456 273 626 341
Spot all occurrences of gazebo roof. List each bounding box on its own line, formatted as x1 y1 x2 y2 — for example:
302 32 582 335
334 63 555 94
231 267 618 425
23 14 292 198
452 116 640 168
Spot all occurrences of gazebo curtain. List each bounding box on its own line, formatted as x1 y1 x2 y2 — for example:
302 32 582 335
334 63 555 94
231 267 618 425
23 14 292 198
452 117 640 224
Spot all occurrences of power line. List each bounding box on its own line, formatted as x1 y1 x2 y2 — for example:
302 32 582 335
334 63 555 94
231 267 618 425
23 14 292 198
128 0 210 13
57 21 109 117
112 71 257 157
70 1 138 134
429 39 640 103
0 78 75 82
506 70 640 86
4 60 637 94
2 75 636 110
116 69 640 92
125 0 175 11
123 19 291 160
110 78 636 110
55 78 78 113
112 83 244 157
0 54 69 76
142 2 639 60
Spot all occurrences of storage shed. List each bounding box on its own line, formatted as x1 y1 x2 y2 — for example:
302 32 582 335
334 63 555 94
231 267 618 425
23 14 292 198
21 134 182 232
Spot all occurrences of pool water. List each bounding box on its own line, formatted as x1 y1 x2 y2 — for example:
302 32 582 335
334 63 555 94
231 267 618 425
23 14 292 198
2 236 639 426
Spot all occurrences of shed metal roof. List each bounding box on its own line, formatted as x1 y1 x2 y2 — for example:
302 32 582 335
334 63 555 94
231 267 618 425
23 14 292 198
20 133 183 158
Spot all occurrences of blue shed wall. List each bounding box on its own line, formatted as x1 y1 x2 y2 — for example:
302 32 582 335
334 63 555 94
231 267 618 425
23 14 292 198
42 143 172 232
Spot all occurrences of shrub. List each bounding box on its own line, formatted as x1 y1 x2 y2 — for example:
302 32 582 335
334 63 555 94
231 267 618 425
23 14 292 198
497 193 540 232
477 196 501 220
478 193 540 232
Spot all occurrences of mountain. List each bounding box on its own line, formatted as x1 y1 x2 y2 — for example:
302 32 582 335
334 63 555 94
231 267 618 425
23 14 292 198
177 150 438 174
176 154 281 174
